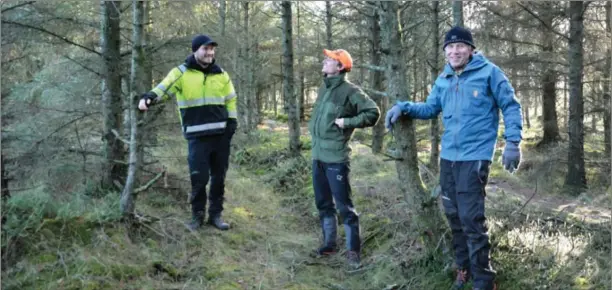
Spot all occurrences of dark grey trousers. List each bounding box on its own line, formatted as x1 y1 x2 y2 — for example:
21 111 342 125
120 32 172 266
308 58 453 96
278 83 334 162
440 158 496 289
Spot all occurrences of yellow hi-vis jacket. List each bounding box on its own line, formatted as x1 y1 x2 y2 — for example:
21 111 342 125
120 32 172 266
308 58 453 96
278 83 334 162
150 56 237 138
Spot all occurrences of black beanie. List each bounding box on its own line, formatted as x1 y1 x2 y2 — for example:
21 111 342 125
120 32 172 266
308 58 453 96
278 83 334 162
443 26 475 50
191 34 218 52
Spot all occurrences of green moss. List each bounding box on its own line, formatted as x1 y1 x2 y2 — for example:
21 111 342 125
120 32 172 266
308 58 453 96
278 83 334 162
109 263 146 280
30 253 57 264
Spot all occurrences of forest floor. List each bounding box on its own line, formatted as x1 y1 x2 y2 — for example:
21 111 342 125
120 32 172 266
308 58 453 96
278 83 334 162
2 120 610 290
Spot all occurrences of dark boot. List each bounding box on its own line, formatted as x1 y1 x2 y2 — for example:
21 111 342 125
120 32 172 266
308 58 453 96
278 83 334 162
316 216 338 255
186 211 204 231
451 268 470 290
344 223 361 269
473 283 497 290
207 215 230 230
346 250 361 269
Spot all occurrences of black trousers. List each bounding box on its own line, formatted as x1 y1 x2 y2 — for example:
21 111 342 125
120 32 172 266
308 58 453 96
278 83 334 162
439 159 495 289
187 128 234 217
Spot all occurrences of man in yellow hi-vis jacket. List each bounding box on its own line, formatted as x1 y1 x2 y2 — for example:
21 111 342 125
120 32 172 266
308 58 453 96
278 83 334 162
138 34 237 231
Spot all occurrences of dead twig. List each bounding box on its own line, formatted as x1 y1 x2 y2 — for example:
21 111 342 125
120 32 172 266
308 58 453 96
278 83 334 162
133 171 165 194
513 180 538 215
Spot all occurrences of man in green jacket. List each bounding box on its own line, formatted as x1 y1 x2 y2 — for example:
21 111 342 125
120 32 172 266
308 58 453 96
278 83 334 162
309 49 380 268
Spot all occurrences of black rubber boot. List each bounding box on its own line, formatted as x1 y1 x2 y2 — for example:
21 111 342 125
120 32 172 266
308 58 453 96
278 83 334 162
316 216 338 255
207 215 230 230
186 211 204 231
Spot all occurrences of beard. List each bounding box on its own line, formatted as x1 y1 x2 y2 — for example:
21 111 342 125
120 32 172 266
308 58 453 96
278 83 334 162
196 54 214 65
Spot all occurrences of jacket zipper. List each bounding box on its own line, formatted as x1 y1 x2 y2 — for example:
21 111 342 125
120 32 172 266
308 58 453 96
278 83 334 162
314 90 327 138
453 74 460 167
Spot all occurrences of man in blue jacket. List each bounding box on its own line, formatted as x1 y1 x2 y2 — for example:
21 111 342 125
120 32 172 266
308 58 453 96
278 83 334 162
385 26 522 290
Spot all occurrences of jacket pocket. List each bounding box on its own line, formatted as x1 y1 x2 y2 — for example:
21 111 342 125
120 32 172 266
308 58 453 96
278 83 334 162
475 160 491 186
462 84 490 115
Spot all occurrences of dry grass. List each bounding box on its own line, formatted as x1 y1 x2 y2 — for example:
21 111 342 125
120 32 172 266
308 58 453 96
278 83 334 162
2 126 610 290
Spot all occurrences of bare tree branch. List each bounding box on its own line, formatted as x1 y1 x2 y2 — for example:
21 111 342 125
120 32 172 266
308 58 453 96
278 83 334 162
346 1 374 17
1 1 35 13
516 2 569 41
32 113 99 149
1 20 101 56
67 148 103 157
474 31 545 48
513 180 538 215
363 87 388 98
111 129 132 145
133 171 165 194
63 56 102 77
354 64 386 72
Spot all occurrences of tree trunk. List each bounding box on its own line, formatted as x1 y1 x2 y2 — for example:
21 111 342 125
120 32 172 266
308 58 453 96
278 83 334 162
564 75 568 129
564 1 587 191
604 1 611 163
358 31 365 85
523 98 531 129
428 1 440 174
101 0 125 189
242 2 257 131
1 154 10 200
273 79 278 117
243 3 252 130
369 5 385 154
141 0 157 147
325 1 333 48
591 82 597 133
251 38 260 128
219 0 226 37
281 1 300 157
538 3 561 146
256 83 264 125
297 2 306 122
378 2 443 246
121 0 146 215
143 1 152 91
452 0 464 27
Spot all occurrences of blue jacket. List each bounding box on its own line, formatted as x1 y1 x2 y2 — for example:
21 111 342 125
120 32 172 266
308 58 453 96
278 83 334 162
398 52 522 162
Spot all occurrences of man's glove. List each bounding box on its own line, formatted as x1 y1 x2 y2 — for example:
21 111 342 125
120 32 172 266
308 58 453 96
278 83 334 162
138 92 156 111
385 104 404 130
502 141 521 173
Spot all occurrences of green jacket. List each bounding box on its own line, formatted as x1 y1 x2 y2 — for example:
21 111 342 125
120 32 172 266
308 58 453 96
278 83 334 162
309 73 380 163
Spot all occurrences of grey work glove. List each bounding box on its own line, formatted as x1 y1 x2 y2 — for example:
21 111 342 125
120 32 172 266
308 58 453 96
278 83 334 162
385 104 404 130
502 141 521 173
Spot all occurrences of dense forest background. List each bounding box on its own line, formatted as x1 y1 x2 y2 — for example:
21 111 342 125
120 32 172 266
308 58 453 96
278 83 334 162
1 1 611 289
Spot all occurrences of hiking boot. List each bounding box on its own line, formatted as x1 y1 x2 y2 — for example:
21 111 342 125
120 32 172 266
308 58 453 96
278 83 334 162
186 211 204 231
207 215 230 230
346 251 361 269
316 245 338 256
473 282 497 290
451 268 469 290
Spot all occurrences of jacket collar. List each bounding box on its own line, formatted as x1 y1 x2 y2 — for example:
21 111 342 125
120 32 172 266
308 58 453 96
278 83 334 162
323 72 346 89
185 54 223 74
